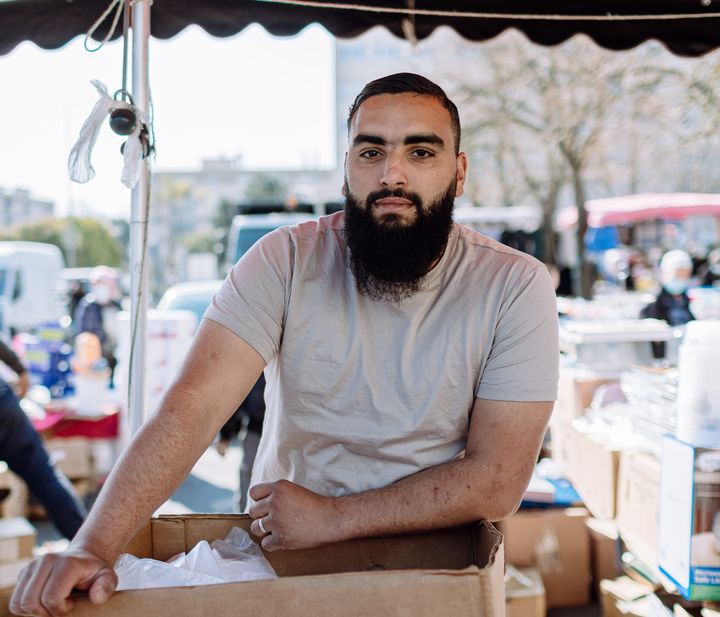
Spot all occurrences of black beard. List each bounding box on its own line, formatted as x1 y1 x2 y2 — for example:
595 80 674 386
343 181 456 303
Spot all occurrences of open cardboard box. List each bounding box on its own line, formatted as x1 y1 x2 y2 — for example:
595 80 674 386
70 514 505 617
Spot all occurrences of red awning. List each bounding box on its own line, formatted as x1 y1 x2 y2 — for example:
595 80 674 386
585 193 720 227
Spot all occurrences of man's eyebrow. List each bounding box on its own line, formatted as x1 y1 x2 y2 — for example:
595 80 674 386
352 134 386 147
351 133 446 148
404 134 445 148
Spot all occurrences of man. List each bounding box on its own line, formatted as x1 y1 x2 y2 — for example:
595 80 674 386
11 73 558 616
0 337 85 541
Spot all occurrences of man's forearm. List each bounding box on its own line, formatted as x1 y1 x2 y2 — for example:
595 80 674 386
332 454 525 542
71 388 220 564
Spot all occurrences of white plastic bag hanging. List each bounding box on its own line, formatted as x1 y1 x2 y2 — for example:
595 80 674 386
68 79 147 189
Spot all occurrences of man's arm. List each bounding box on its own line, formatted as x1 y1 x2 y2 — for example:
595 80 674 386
10 320 265 617
248 397 552 550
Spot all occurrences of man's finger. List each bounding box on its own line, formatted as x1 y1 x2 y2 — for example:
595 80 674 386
10 563 35 615
14 558 53 617
250 517 271 538
247 496 270 520
261 534 281 552
87 568 117 605
248 482 274 501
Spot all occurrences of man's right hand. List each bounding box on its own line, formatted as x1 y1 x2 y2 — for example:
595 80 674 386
10 547 117 617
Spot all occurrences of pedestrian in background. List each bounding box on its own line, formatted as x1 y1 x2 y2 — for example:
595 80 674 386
0 337 85 539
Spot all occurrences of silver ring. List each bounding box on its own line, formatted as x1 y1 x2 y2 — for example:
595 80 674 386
258 517 268 535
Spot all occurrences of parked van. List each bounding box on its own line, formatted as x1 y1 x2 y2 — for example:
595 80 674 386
225 212 316 271
0 241 65 334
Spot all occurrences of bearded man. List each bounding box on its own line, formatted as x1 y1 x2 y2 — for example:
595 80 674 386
11 73 558 616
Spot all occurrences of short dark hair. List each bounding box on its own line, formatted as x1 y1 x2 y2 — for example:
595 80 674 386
347 73 461 154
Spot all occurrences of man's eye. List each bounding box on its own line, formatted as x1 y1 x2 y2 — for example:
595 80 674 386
412 149 433 158
360 149 381 159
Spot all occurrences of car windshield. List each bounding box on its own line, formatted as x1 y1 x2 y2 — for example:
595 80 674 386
164 294 213 323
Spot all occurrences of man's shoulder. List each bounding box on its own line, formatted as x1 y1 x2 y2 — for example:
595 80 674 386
287 211 345 241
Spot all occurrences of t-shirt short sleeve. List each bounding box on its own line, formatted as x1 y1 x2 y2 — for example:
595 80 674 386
203 229 291 363
476 264 559 402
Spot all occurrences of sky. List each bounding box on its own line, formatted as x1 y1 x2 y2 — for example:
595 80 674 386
0 24 336 218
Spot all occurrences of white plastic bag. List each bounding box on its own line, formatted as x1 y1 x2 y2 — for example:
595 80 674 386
68 80 146 189
115 526 277 591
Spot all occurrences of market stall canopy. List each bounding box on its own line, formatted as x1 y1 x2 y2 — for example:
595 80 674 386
586 193 720 227
2 0 720 57
557 193 720 229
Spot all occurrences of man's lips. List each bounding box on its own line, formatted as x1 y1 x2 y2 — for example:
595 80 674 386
373 197 414 211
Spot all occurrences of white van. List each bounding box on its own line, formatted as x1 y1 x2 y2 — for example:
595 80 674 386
0 241 65 334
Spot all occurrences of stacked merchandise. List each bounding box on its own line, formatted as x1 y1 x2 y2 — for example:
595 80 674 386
12 329 74 399
619 367 679 448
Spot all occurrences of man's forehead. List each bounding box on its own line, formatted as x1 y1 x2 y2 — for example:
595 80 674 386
349 93 453 139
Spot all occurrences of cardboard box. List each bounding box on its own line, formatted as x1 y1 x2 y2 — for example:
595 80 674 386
45 437 93 479
0 468 27 519
69 514 505 617
553 367 618 425
498 507 591 608
505 567 545 617
616 449 661 566
586 518 621 598
599 576 655 617
557 424 621 519
0 518 34 562
659 437 720 601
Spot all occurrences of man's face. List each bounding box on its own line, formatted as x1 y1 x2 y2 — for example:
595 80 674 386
343 93 467 225
342 93 468 302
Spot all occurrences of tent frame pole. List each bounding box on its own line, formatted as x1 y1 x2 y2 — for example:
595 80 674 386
128 0 151 435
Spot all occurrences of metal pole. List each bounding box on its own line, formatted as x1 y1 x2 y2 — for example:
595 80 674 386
128 0 151 435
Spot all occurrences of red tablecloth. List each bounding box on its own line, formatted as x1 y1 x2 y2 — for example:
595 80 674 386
32 405 120 439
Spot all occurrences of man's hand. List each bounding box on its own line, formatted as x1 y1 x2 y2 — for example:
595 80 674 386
248 480 339 551
10 547 117 617
13 372 30 399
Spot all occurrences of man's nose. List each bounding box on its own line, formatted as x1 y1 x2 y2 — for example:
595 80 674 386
380 153 407 188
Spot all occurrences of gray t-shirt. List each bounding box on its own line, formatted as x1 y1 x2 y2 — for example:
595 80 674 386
205 211 559 500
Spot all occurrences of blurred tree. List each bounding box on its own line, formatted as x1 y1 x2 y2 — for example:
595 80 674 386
244 173 287 203
0 216 123 267
182 231 216 254
442 32 712 297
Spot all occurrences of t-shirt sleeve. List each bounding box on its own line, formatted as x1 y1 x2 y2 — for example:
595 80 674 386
203 229 291 363
476 264 559 402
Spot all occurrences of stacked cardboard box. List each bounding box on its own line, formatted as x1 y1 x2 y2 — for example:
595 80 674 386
0 468 27 520
505 566 546 617
0 518 35 592
498 507 592 609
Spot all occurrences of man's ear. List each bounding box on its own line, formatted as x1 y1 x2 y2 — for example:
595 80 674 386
341 153 348 196
455 152 468 197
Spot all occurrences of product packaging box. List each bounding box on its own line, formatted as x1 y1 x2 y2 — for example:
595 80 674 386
659 436 720 601
616 449 661 566
505 567 545 617
585 518 621 598
44 437 94 480
560 425 620 520
68 514 505 617
0 518 34 563
497 507 591 608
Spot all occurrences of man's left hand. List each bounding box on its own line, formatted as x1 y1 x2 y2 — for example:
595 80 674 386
248 480 340 551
